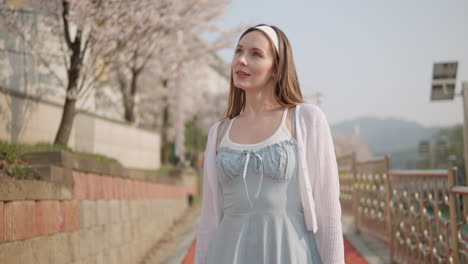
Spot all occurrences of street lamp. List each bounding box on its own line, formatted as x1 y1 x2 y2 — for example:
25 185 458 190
430 61 468 184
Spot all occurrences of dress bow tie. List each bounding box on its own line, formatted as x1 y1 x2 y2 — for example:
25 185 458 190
241 150 264 208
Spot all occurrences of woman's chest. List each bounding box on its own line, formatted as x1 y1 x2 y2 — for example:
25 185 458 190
216 140 298 184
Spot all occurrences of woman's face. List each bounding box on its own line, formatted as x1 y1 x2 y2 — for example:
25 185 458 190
232 30 276 91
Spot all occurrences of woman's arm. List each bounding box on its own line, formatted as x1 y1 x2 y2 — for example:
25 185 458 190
306 105 345 264
195 122 222 264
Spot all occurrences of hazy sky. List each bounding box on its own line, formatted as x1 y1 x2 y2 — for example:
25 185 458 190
215 0 468 127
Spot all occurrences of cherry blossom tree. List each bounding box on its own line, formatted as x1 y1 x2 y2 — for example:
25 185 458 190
143 32 235 165
107 0 234 124
1 0 238 165
0 0 142 145
114 1 237 165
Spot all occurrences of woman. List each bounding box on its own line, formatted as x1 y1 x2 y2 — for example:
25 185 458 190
195 24 344 264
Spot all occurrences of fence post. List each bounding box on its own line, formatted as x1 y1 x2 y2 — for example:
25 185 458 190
448 167 460 264
384 155 394 263
352 152 359 234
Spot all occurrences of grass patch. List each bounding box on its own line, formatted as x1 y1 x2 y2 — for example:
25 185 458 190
74 151 120 165
142 164 181 177
0 140 121 179
0 141 72 162
0 159 37 179
0 140 120 165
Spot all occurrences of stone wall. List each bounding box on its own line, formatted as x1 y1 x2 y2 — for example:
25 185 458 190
0 151 198 263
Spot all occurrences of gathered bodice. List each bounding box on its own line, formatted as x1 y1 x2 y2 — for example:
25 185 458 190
215 107 299 211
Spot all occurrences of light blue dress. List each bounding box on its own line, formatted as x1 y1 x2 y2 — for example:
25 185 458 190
206 107 323 264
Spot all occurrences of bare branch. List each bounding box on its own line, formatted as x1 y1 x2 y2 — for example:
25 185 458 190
61 0 73 49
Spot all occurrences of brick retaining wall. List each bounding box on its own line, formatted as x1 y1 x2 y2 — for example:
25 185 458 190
0 151 198 263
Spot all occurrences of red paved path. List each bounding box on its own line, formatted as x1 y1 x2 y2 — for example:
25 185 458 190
182 235 368 264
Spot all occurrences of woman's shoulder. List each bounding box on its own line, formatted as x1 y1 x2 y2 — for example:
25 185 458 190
207 118 231 139
214 118 231 136
208 120 222 134
296 103 327 121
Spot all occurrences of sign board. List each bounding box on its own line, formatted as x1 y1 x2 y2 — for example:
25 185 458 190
430 62 458 101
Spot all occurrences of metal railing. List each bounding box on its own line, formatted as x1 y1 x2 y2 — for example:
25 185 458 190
389 169 454 263
355 157 390 243
337 153 355 216
337 154 467 264
451 185 468 263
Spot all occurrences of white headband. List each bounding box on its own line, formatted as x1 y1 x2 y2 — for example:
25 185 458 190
255 25 279 55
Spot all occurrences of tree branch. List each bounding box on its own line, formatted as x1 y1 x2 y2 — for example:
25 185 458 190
61 0 72 48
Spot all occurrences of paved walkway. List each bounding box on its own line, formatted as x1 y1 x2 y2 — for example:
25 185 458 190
141 203 201 264
341 215 390 264
144 204 390 264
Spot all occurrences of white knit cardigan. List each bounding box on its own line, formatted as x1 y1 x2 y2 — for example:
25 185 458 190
195 103 345 264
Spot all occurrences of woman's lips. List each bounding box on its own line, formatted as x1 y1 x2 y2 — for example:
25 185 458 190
236 71 250 79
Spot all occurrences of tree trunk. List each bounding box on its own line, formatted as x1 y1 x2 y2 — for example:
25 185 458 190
116 69 133 123
120 67 141 123
54 15 82 146
123 93 135 123
126 69 140 122
161 79 170 165
54 97 76 145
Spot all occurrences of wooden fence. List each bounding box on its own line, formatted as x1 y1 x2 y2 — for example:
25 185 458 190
338 154 467 264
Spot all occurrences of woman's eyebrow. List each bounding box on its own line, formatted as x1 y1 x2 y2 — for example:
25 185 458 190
251 47 264 53
236 45 264 53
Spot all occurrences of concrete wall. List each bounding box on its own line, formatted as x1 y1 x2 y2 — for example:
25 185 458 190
0 151 198 264
0 90 161 169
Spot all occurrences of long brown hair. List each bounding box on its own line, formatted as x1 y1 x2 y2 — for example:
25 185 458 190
225 24 304 119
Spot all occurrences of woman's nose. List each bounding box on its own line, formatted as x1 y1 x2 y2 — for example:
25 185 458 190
236 54 247 66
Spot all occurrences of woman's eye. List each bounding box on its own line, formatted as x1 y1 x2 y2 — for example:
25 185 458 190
253 52 261 57
235 48 242 54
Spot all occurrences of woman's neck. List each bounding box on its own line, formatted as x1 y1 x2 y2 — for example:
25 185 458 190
242 85 282 117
